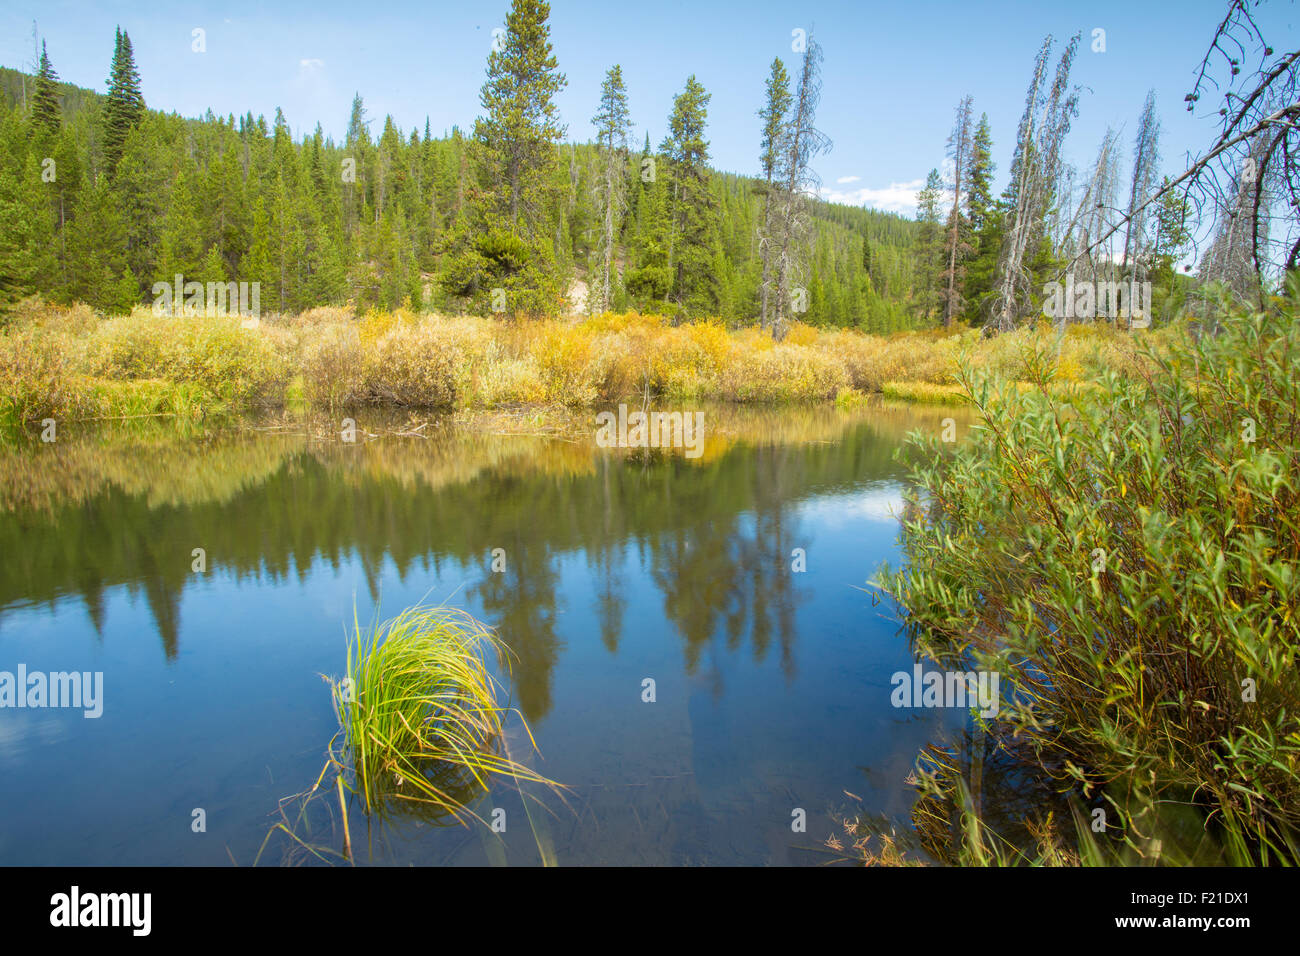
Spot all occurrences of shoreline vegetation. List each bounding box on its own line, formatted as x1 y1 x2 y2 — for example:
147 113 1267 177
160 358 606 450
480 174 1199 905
0 298 1171 430
868 300 1300 866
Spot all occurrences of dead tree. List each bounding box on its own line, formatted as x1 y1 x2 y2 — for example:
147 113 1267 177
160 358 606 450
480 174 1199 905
941 96 974 327
1200 131 1276 306
757 58 792 332
1072 1 1299 314
771 35 831 340
1122 90 1163 277
990 34 1081 331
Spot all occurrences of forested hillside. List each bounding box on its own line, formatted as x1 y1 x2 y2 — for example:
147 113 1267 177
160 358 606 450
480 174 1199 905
1 0 1289 334
0 42 920 331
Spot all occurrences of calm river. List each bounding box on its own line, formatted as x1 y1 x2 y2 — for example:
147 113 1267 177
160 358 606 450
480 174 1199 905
0 401 974 865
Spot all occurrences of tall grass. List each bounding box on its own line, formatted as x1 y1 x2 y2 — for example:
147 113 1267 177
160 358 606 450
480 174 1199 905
257 603 563 865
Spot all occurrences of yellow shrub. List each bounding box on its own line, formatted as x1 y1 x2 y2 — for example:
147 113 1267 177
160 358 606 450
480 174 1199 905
300 323 364 408
817 330 958 391
684 321 731 371
731 326 778 353
360 325 459 407
358 308 400 346
531 323 605 404
86 308 289 404
719 344 850 402
471 350 547 406
579 311 666 335
783 321 820 347
1053 355 1086 383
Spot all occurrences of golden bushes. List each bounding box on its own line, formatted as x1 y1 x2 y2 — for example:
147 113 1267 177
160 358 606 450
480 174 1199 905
359 324 461 407
300 322 364 408
1 300 1165 423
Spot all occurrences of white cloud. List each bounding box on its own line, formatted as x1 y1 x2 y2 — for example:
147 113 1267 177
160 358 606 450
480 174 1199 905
819 178 927 216
293 58 330 100
836 175 861 185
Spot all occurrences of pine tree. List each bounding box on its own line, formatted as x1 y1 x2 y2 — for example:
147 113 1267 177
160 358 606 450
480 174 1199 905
960 113 999 322
0 162 38 312
113 118 170 292
475 0 567 237
243 197 275 310
914 168 943 322
966 113 995 233
1150 176 1191 318
48 131 82 296
65 175 131 310
661 75 718 316
1152 177 1190 281
590 65 632 315
625 134 672 306
343 93 371 233
101 27 145 176
464 0 570 316
30 41 62 135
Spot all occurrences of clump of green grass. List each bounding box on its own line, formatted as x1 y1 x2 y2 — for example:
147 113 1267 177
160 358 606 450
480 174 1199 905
257 604 563 865
834 387 871 409
330 604 557 824
880 381 969 405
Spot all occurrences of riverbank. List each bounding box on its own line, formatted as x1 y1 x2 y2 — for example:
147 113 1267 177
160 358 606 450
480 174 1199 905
0 298 1169 428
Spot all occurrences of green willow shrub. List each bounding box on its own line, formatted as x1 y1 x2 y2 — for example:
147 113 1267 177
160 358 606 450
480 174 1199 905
881 306 1300 857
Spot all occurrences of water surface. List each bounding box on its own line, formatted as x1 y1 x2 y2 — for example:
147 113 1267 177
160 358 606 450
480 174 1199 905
0 402 972 865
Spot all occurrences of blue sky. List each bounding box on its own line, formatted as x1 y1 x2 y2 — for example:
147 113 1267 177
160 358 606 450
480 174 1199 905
2 0 1294 217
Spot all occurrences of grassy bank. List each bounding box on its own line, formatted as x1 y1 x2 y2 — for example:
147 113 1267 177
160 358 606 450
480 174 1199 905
0 298 1169 426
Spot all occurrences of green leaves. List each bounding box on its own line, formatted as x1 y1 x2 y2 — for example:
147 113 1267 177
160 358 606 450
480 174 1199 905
882 306 1300 853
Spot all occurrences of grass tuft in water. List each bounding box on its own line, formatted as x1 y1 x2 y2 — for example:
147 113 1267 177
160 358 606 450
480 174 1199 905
328 604 558 826
254 604 563 865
